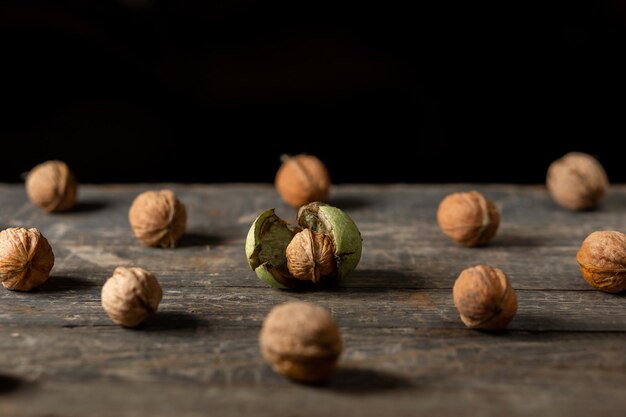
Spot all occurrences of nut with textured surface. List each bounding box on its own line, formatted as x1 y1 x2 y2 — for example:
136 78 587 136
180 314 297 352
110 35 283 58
129 190 187 248
453 264 517 330
0 227 54 291
547 152 608 210
26 160 78 212
437 191 500 247
260 301 342 383
245 202 362 289
275 154 331 208
101 266 163 327
576 231 626 293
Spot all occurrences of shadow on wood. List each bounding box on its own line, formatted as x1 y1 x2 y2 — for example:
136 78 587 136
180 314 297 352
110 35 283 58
35 276 96 293
326 368 412 394
141 311 209 332
0 374 23 395
68 200 109 213
491 233 545 248
328 195 370 211
341 269 423 290
177 232 227 248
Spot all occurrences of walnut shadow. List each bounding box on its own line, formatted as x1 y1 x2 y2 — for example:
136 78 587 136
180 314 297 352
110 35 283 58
0 374 24 395
324 368 413 394
336 269 425 292
34 275 96 294
327 195 370 211
141 311 208 332
490 233 545 248
176 232 227 248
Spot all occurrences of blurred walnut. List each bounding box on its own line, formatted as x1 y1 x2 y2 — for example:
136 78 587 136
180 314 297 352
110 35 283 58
0 227 54 291
547 152 608 210
453 264 517 330
437 191 500 247
101 266 163 327
25 160 78 212
577 231 626 293
275 154 330 208
129 190 187 248
259 301 342 383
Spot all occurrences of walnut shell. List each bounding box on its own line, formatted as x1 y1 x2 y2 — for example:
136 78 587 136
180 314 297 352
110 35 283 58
576 231 626 293
245 202 362 289
453 265 517 330
0 227 55 291
259 301 342 383
286 229 337 283
275 154 331 208
129 190 187 248
25 160 78 212
547 152 608 210
437 191 500 247
101 266 163 327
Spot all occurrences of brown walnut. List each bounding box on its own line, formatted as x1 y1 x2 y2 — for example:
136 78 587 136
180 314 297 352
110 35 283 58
576 231 626 293
547 152 608 210
25 160 78 212
275 154 331 208
285 229 337 283
0 227 55 291
101 266 163 327
437 191 500 247
453 264 517 330
129 190 187 248
259 301 342 383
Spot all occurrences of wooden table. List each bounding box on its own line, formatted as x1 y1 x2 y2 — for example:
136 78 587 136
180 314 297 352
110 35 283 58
1 184 625 417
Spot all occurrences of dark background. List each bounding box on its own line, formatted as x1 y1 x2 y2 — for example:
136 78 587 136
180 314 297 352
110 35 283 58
1 1 625 183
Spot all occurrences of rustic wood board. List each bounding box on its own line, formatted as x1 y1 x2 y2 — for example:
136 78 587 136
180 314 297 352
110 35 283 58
1 183 626 417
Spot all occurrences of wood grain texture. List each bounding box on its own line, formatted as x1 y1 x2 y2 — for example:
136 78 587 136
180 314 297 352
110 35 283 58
1 183 626 417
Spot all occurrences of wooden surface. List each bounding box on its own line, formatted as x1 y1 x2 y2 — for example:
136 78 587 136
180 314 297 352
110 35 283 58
1 183 626 417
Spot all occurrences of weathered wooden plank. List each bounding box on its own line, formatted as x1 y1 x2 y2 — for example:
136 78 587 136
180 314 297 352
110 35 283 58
2 183 626 417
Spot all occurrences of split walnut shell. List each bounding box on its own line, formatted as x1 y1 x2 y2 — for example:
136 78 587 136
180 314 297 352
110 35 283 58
275 154 331 208
245 202 362 289
547 152 608 210
576 231 626 293
25 160 78 212
101 266 163 327
0 227 55 291
129 190 187 248
453 264 517 330
260 301 342 383
437 191 500 247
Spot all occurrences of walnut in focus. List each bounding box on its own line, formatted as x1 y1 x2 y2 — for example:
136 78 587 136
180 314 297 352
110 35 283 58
576 231 626 293
0 227 55 291
129 190 187 248
275 154 330 208
453 264 517 330
259 301 342 383
101 266 163 327
437 191 500 247
25 160 78 212
547 152 608 210
286 229 337 283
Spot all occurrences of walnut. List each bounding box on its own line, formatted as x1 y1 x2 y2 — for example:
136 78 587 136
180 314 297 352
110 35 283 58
128 190 187 248
101 266 163 327
547 152 608 210
246 202 362 289
437 191 500 247
576 231 626 293
25 160 78 212
453 264 517 330
0 227 54 291
259 301 342 383
275 154 331 208
286 229 337 283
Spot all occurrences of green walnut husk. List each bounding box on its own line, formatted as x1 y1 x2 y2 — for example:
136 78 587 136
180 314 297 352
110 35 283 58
245 202 362 289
